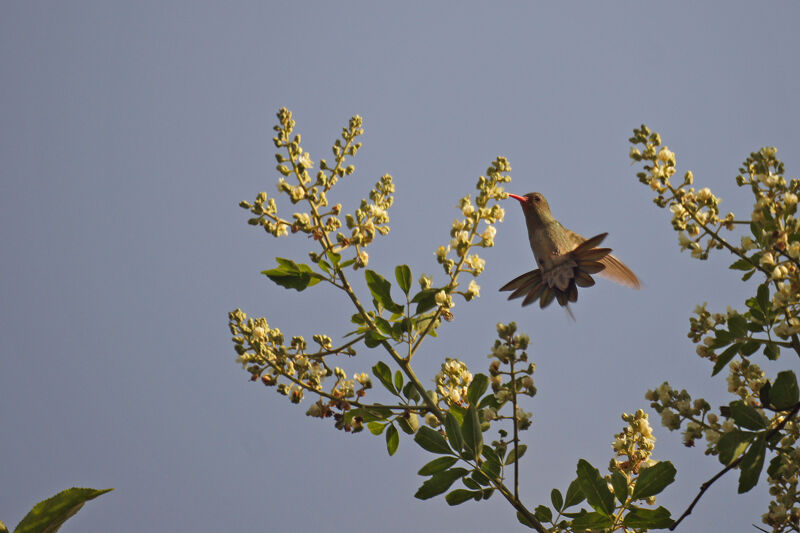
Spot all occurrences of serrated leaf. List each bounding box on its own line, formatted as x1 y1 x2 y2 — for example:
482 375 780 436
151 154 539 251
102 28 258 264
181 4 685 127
718 430 753 465
576 459 615 516
14 487 114 533
631 461 676 500
467 374 489 406
461 405 483 460
414 468 468 500
623 506 673 528
414 426 452 455
386 424 399 456
771 370 799 409
570 511 614 530
446 489 478 506
365 269 404 313
395 265 412 295
534 505 553 522
712 343 741 376
728 314 748 338
563 478 585 508
550 488 564 511
262 258 324 291
418 456 459 476
610 471 628 503
445 412 464 453
505 444 528 465
738 435 766 493
730 400 767 430
372 361 395 393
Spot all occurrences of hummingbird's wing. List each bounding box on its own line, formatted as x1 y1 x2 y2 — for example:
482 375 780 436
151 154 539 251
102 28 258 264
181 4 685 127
566 229 641 290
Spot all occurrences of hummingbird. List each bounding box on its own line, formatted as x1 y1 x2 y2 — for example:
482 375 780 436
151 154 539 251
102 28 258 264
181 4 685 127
500 192 640 313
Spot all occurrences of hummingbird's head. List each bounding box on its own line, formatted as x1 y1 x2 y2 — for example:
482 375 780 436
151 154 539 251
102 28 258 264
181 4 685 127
507 192 553 222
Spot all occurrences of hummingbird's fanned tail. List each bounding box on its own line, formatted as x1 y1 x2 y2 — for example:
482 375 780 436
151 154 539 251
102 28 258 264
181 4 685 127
500 232 611 310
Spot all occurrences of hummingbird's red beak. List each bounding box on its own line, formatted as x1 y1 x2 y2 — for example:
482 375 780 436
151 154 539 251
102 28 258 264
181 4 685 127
507 194 526 202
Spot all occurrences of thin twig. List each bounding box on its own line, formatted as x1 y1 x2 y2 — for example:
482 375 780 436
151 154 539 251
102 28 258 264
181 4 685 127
670 401 800 530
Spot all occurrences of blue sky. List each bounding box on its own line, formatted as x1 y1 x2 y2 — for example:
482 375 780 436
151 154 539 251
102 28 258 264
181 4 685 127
2 2 799 531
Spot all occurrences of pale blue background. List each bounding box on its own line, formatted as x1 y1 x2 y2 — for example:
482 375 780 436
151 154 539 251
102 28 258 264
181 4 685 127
2 2 798 531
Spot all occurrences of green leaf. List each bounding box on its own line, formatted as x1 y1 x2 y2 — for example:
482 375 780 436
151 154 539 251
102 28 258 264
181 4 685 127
418 456 459 476
467 374 489 406
327 250 341 268
470 469 491 486
631 461 676 500
444 412 464 454
402 381 421 402
414 468 468 500
550 488 564 511
712 344 741 376
570 511 614 530
771 370 799 409
610 471 628 503
742 269 756 281
756 283 770 313
461 405 483 460
411 287 444 314
395 265 412 295
740 340 760 356
730 400 767 430
729 258 755 271
367 422 385 435
14 487 114 533
576 459 615 516
728 314 748 338
0 519 7 533
386 424 399 456
516 511 537 529
373 316 394 337
372 361 395 393
534 505 553 522
397 416 416 434
760 381 772 408
365 269 404 313
563 478 585 508
393 370 404 392
764 342 780 360
738 435 766 493
718 430 753 465
262 258 324 291
623 506 673 528
414 426 453 455
364 330 386 348
480 448 502 479
445 489 478 506
712 329 734 348
504 444 528 465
